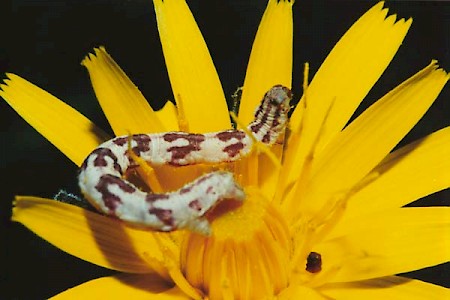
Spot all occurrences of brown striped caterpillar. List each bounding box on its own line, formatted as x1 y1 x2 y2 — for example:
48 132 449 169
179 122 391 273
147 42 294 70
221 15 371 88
79 85 292 234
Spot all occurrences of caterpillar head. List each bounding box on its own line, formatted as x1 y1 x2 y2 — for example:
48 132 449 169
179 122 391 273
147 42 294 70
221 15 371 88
265 84 293 115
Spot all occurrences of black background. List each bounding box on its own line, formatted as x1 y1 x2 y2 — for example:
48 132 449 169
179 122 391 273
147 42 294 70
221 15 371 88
1 0 449 299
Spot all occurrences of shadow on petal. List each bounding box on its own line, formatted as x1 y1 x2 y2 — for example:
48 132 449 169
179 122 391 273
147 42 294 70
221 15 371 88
12 197 168 277
319 276 450 299
84 209 170 279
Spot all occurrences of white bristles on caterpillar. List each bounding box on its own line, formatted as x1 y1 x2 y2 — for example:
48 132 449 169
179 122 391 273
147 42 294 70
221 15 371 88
78 85 292 234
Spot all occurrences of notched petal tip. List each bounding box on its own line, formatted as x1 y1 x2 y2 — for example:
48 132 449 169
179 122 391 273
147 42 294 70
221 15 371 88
376 1 385 8
81 46 110 66
4 72 14 80
433 60 450 78
377 1 413 25
3 73 23 85
397 17 413 27
82 46 167 135
273 0 295 5
0 73 108 166
394 60 449 91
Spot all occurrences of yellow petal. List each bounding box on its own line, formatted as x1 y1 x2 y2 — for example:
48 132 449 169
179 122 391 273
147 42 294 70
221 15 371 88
283 62 449 220
12 196 169 278
328 206 450 239
0 74 109 166
257 143 284 199
345 126 450 218
278 284 329 299
281 2 411 199
238 0 293 125
153 0 230 132
320 276 450 300
236 0 293 199
314 207 450 283
155 101 180 132
52 274 189 300
153 164 211 192
82 47 166 135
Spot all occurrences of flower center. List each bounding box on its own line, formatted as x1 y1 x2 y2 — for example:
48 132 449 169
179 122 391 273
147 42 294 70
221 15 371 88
180 187 292 299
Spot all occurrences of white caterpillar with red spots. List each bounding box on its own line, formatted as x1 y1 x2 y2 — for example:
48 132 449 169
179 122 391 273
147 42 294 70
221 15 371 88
79 85 292 234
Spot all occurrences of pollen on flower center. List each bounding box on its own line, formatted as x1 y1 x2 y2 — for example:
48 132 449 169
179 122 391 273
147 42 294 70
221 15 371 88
180 187 292 299
209 187 270 240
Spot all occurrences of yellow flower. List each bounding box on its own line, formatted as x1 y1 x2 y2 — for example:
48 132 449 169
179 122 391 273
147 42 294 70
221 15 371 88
2 0 450 298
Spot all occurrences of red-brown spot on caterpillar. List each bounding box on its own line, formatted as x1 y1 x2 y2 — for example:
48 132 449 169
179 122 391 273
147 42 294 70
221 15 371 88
253 99 265 118
306 252 322 273
146 193 170 203
180 185 193 194
164 133 206 164
250 100 273 135
95 174 136 211
206 186 214 194
132 134 151 155
250 115 267 134
113 137 128 146
149 207 174 227
197 173 214 185
163 132 202 143
216 130 246 142
188 199 203 211
223 142 245 158
271 105 282 128
91 148 122 174
262 132 271 144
